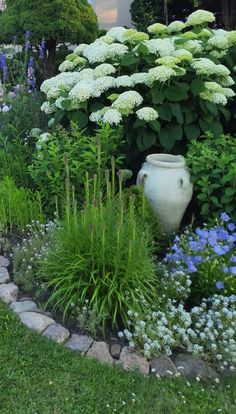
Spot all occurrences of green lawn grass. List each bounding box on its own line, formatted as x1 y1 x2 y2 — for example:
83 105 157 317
0 301 235 414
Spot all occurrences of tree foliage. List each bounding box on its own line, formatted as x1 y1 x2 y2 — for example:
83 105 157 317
0 0 98 78
0 0 98 44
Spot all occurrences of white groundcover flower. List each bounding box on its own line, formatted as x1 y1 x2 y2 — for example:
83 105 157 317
168 21 186 33
114 75 134 88
145 39 175 56
106 27 128 43
69 79 94 102
149 66 177 83
112 91 143 112
103 108 122 125
186 9 215 26
58 60 76 72
41 101 56 114
94 63 116 79
136 107 159 122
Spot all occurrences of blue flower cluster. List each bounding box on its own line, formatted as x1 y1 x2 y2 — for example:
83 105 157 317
165 213 236 294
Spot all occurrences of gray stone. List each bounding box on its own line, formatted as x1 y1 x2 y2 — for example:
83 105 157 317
65 334 93 352
10 301 37 314
150 355 178 377
110 343 122 360
172 353 217 379
87 341 114 364
0 256 10 267
43 323 70 344
0 267 9 284
119 346 149 375
19 311 55 333
0 283 18 304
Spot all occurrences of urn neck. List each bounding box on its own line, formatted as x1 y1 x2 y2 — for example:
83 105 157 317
146 154 185 168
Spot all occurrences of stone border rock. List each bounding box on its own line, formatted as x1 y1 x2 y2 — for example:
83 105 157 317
0 254 234 380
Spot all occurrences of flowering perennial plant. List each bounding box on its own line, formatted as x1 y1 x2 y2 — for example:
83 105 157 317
13 220 58 291
165 214 236 301
121 293 236 365
40 10 235 154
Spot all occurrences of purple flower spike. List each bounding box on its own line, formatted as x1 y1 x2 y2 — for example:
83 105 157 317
216 281 224 289
26 30 30 38
221 212 230 222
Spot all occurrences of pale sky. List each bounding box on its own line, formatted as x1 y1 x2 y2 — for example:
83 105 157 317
88 0 133 28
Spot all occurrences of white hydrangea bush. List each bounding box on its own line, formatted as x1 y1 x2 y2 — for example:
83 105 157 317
41 9 236 152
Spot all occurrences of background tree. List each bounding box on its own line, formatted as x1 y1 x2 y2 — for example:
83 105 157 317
130 0 235 31
0 0 98 79
130 0 194 31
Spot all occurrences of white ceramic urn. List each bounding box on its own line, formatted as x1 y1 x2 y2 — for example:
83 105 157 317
137 154 193 235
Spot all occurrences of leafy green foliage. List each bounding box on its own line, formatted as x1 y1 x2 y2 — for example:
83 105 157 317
0 177 44 234
0 92 44 188
186 133 236 221
37 167 159 329
29 124 124 214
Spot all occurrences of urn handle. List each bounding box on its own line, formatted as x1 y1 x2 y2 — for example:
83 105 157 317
137 170 148 186
179 176 189 190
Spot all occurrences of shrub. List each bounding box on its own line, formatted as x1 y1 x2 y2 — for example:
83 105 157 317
40 10 235 158
37 168 159 329
186 133 236 221
165 213 236 303
29 123 124 213
0 177 44 234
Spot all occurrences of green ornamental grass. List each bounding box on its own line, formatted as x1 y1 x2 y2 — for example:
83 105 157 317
38 161 158 328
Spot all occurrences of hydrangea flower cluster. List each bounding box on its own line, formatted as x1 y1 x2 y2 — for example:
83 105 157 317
136 107 159 122
165 213 236 299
